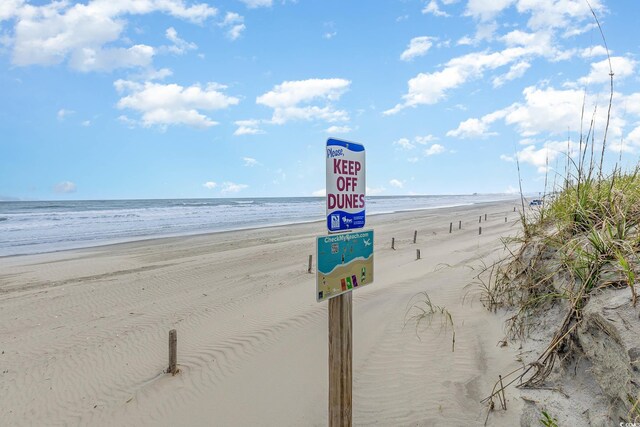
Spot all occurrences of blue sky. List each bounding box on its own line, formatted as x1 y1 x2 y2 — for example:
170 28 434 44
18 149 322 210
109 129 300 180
1 0 639 200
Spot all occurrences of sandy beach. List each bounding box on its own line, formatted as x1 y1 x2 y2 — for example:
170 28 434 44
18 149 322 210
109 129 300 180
0 201 523 426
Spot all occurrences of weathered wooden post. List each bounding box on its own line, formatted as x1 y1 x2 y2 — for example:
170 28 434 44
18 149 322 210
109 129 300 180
391 238 395 250
416 249 421 260
168 329 177 375
458 220 461 230
479 226 482 235
484 213 487 221
308 255 313 273
505 217 507 223
329 293 352 426
449 222 452 233
479 215 482 223
413 230 417 244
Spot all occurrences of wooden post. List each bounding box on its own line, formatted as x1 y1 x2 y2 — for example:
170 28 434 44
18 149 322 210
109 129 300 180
416 249 421 260
484 213 487 221
513 206 516 212
329 293 352 426
449 222 452 233
308 254 313 274
458 220 461 230
505 217 507 223
391 238 395 250
479 226 482 235
479 215 482 223
168 329 177 375
413 230 417 244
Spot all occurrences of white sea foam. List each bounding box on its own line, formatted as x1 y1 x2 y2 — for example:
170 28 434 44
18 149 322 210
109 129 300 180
0 194 517 256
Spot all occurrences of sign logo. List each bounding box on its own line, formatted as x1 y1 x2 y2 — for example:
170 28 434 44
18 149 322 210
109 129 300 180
326 138 366 232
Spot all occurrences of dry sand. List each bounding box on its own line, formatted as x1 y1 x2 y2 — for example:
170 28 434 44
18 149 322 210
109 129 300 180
0 201 524 426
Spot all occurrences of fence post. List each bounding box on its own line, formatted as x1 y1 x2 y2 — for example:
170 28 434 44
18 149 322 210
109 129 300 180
391 238 395 250
413 230 417 244
479 227 482 235
458 220 461 230
416 249 421 260
449 222 452 233
308 255 313 274
168 329 178 375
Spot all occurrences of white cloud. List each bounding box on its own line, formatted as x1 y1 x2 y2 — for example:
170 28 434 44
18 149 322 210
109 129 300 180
578 56 637 85
422 0 449 17
393 138 415 150
7 0 217 70
219 12 245 40
580 45 608 58
385 47 532 114
389 179 404 189
69 44 155 72
256 78 351 125
326 125 351 134
243 157 259 167
500 154 515 162
415 134 438 144
400 36 434 61
424 143 445 156
115 80 239 128
516 141 574 173
220 181 248 194
239 0 272 8
447 108 509 138
611 125 640 154
54 181 76 193
324 31 337 39
465 0 515 21
82 120 91 127
312 188 326 197
165 27 197 54
234 119 265 136
57 108 74 120
203 181 217 189
492 61 530 87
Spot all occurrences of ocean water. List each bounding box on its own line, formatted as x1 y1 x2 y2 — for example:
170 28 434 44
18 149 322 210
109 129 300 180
0 194 517 257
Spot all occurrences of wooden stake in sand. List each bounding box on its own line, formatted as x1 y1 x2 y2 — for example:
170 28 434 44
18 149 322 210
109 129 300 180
308 255 313 274
479 226 482 235
484 213 487 221
459 220 461 230
416 249 421 260
413 230 417 244
479 215 482 223
168 329 178 375
391 238 395 250
449 222 452 233
329 292 352 426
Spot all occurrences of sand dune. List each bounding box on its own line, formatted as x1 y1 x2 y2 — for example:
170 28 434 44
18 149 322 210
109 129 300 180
0 201 523 426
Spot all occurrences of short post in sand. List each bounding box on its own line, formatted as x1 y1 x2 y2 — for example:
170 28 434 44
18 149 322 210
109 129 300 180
416 249 421 260
449 222 452 233
167 329 178 375
459 220 461 230
308 254 313 273
485 213 487 221
479 215 482 223
479 226 482 235
413 230 417 244
391 237 395 250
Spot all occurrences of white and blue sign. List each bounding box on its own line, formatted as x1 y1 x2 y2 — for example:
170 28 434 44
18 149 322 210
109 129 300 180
326 138 366 232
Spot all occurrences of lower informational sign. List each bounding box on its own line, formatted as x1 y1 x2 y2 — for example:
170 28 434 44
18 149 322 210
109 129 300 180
316 230 374 302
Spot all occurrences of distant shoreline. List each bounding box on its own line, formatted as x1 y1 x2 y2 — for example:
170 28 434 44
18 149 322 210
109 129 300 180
0 195 518 258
